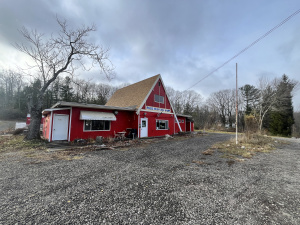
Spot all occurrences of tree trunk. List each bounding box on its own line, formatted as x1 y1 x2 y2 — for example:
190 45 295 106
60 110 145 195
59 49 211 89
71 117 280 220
25 94 43 140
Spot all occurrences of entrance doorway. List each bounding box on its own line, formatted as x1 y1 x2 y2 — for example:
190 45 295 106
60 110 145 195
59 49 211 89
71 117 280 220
140 118 148 138
52 114 69 141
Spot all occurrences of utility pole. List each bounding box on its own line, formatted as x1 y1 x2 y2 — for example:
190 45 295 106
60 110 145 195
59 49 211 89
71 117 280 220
236 63 238 145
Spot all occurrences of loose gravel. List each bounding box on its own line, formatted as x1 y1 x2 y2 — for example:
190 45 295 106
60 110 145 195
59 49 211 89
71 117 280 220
0 133 299 224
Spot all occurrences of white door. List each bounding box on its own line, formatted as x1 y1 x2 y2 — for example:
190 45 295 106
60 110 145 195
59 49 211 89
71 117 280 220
140 118 148 138
52 114 69 141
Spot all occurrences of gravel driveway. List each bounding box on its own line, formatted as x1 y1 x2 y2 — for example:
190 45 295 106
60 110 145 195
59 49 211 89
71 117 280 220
0 133 299 224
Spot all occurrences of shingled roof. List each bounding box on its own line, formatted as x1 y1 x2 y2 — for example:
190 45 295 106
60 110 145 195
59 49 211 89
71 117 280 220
105 74 160 110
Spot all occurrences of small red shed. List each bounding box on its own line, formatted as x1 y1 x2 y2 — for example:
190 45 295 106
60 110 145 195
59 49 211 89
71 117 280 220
42 74 194 142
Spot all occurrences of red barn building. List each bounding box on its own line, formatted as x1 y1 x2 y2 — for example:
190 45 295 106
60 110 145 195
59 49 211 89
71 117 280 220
42 74 194 142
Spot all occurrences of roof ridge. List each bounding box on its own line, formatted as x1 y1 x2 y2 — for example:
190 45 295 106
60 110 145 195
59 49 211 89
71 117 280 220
105 74 161 110
117 74 160 90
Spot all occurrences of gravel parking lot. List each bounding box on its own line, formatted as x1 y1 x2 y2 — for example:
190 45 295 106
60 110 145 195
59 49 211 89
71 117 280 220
0 133 299 224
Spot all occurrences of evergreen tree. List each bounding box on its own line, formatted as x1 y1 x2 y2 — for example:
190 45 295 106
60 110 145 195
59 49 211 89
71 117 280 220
240 84 259 115
183 102 193 115
52 79 60 103
60 76 74 102
269 75 296 136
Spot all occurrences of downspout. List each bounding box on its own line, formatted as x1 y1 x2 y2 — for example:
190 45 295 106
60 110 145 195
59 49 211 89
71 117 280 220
173 115 175 135
174 113 182 132
68 108 72 142
138 113 140 138
49 111 53 142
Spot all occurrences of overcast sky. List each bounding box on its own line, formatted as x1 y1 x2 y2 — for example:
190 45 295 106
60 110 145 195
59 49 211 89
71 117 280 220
1 0 300 109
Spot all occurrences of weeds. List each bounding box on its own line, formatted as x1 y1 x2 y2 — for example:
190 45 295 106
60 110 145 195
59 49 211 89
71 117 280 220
202 149 214 155
0 135 89 161
212 132 278 160
0 135 47 152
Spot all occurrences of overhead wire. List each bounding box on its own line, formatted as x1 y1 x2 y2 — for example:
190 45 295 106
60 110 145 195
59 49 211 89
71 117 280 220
186 8 300 90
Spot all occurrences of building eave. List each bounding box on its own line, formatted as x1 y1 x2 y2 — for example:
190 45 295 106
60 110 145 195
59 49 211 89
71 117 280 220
51 101 137 112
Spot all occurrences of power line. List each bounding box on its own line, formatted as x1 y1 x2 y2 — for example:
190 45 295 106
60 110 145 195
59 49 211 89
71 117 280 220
187 8 300 90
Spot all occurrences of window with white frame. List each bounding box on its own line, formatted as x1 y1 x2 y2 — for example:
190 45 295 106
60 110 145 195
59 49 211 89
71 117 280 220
84 120 110 131
154 94 164 103
156 120 168 130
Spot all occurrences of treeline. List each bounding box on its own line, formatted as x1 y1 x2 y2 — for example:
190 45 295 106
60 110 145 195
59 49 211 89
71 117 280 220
1 70 299 136
0 70 121 119
169 74 298 137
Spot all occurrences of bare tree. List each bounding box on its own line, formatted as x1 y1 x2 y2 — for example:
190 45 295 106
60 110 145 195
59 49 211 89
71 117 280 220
293 111 300 137
252 77 278 132
14 18 114 140
0 69 24 109
166 87 202 115
166 86 183 113
207 89 239 128
182 90 202 114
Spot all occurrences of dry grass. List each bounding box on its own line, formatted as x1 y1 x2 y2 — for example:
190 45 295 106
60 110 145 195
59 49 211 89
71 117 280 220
0 135 144 161
103 136 115 144
0 135 49 160
0 135 47 152
192 160 206 165
0 135 88 161
212 133 278 160
202 149 214 155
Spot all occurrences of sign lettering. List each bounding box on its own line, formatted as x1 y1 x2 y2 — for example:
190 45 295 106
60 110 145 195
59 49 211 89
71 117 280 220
146 106 171 113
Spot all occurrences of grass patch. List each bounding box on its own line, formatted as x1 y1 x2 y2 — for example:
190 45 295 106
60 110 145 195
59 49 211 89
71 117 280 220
201 129 237 134
0 135 47 152
212 133 278 160
0 135 84 161
0 135 48 159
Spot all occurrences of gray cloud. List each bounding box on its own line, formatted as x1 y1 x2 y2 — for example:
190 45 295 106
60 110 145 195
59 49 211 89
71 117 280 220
1 0 300 108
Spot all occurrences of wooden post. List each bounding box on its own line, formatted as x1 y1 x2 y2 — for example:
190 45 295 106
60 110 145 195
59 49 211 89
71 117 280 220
236 63 238 145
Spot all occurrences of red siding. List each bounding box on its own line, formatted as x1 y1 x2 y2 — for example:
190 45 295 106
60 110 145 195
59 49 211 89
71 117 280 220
42 114 51 141
69 107 137 141
144 78 172 112
139 111 174 137
186 121 194 132
175 116 186 133
138 78 176 137
42 109 71 142
43 77 195 141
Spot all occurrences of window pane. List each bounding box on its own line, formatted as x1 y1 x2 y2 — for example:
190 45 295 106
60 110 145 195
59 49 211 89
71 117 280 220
91 120 100 130
100 121 105 130
159 96 164 103
154 94 164 103
156 120 169 130
104 121 110 130
142 120 146 127
84 120 110 131
85 121 91 130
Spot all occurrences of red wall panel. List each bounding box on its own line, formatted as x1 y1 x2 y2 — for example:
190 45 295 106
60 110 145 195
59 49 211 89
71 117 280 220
139 111 174 137
42 114 51 141
42 109 71 141
145 79 172 112
69 107 137 141
174 116 186 133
